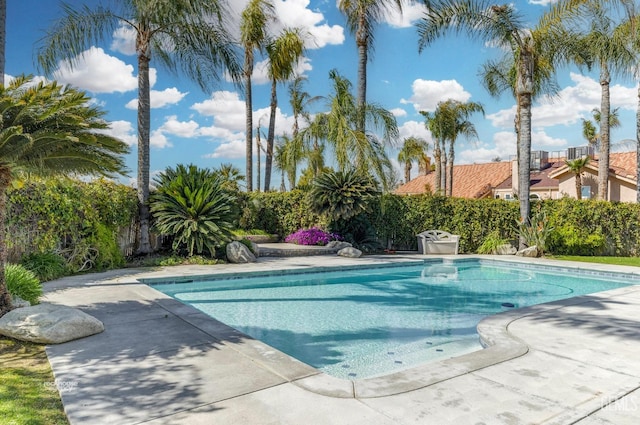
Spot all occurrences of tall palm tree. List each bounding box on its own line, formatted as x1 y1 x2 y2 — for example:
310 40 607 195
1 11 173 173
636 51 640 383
241 0 275 191
38 0 240 254
397 137 429 183
289 76 322 144
565 156 591 200
418 0 573 247
212 163 245 192
0 0 5 85
582 107 621 148
338 0 403 132
323 69 398 189
0 76 129 316
421 108 448 195
278 133 305 190
300 112 329 177
574 1 636 200
264 28 305 191
273 140 288 192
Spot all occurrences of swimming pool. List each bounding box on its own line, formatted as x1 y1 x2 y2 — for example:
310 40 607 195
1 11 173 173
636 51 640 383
150 259 638 380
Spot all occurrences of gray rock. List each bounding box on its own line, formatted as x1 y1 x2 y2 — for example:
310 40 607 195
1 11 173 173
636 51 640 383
327 241 352 250
337 247 362 258
494 244 517 255
11 295 31 308
0 303 104 344
516 245 539 258
226 241 257 263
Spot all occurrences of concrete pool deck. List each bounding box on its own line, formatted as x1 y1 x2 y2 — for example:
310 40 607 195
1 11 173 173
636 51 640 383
42 255 640 424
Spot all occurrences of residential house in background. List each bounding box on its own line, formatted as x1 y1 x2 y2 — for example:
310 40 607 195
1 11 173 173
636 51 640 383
395 146 638 202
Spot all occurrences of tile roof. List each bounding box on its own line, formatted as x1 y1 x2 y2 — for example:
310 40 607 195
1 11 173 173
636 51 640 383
549 152 637 182
394 161 513 198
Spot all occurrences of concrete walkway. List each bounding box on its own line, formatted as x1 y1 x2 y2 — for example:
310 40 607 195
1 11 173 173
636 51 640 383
42 255 640 424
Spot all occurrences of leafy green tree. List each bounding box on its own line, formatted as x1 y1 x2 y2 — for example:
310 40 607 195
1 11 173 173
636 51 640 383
397 137 429 183
264 28 305 191
418 0 574 247
150 164 238 257
241 0 275 192
338 0 403 132
565 156 591 200
323 69 398 189
38 0 240 254
0 76 129 316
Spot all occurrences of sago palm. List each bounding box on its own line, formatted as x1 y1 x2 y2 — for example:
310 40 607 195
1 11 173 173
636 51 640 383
37 0 241 253
150 164 238 257
0 76 129 316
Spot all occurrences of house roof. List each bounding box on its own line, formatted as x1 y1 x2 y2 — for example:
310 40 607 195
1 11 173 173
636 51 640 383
394 161 513 198
549 151 637 183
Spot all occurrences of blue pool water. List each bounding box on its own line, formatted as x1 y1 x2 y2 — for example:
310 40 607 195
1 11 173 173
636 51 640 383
151 260 637 379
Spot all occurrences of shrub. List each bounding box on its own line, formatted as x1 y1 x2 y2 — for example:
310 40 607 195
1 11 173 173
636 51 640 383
20 252 69 282
547 224 606 256
477 231 511 254
150 164 238 257
6 264 42 305
284 227 341 246
514 207 553 255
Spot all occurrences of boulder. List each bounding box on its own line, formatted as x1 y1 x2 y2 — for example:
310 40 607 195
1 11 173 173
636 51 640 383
337 247 362 258
327 241 352 250
0 303 104 344
11 295 31 308
516 245 539 258
494 244 517 255
226 241 257 263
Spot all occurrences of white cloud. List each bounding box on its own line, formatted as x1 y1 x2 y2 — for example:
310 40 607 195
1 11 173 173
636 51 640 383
457 132 516 164
275 0 344 48
192 90 246 132
53 47 149 93
125 87 188 109
102 120 137 146
385 1 427 28
206 140 246 159
110 25 136 55
390 108 407 117
150 129 172 149
159 115 200 138
401 79 472 112
531 130 568 150
398 120 432 145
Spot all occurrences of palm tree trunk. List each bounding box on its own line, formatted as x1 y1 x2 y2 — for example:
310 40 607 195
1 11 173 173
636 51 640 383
447 140 454 197
598 62 611 201
576 173 582 200
245 54 254 192
0 166 12 317
518 93 532 249
0 0 5 87
136 50 152 255
356 18 367 134
264 79 277 192
404 161 411 184
256 128 261 193
440 141 446 194
434 145 441 194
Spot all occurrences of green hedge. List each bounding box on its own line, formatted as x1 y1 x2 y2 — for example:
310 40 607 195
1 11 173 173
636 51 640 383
239 192 640 256
6 178 138 271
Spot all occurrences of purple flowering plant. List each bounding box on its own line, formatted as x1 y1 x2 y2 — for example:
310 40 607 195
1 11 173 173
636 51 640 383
284 227 342 246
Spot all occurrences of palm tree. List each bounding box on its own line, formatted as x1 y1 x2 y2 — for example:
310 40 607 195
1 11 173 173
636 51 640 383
574 2 636 200
397 137 429 183
420 108 448 195
582 119 598 146
241 0 275 191
0 76 129 316
582 108 622 148
441 100 484 196
273 141 288 192
38 0 240 254
323 69 398 189
300 112 329 177
212 163 245 192
338 0 403 132
264 28 305 191
565 156 591 200
418 1 573 247
289 76 322 144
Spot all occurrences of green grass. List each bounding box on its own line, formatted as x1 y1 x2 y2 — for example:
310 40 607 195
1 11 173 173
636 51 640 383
0 337 68 425
549 255 640 267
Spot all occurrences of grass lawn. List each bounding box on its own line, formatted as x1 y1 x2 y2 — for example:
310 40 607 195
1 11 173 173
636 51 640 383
550 255 640 267
0 336 68 425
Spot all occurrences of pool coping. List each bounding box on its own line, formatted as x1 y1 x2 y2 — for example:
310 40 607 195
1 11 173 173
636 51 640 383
137 255 640 399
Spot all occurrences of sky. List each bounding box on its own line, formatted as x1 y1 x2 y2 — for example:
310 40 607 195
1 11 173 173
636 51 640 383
5 0 639 189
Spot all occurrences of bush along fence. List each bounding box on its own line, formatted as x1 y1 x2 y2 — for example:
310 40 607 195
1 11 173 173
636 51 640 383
6 177 138 274
239 192 640 256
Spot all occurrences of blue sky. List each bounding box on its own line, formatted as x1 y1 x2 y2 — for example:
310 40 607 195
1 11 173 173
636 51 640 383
5 0 639 188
